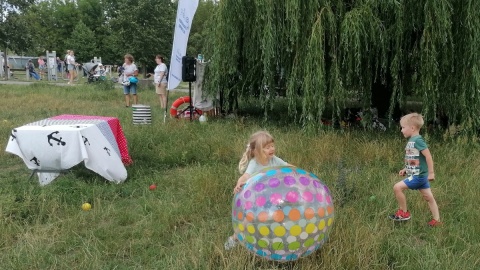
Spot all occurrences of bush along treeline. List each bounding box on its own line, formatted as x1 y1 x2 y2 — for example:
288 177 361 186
203 0 480 137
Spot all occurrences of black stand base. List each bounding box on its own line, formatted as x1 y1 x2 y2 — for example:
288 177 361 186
178 81 201 121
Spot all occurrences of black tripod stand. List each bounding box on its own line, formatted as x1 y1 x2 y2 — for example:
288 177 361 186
178 56 201 121
177 81 201 121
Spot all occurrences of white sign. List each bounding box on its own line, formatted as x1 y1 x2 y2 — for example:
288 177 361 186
167 0 199 90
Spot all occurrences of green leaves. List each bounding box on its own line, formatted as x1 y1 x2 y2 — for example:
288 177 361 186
206 0 480 137
100 0 176 65
5 0 178 68
66 21 98 62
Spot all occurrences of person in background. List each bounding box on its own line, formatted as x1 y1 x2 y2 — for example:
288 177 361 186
64 50 70 79
66 50 79 85
121 54 139 107
150 55 168 109
56 57 63 72
26 60 40 80
38 56 46 79
3 61 14 79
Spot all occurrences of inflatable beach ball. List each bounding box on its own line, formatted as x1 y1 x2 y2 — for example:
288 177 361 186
232 166 334 262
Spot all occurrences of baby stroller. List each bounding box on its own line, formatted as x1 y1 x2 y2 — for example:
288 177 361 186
113 65 125 83
83 63 105 83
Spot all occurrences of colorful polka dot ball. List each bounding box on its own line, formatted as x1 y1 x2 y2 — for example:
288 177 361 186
232 166 334 262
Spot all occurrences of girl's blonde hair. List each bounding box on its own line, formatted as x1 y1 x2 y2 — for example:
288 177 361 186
238 131 274 174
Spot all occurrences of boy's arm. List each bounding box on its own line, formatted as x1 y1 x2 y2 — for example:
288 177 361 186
421 148 435 181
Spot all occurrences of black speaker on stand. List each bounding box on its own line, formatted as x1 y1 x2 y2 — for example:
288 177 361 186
182 56 196 82
181 56 198 121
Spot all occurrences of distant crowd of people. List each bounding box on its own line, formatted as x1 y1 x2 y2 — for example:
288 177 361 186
5 51 172 110
20 50 79 82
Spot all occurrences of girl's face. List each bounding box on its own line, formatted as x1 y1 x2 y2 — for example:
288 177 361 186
155 57 162 64
125 58 131 64
262 142 275 159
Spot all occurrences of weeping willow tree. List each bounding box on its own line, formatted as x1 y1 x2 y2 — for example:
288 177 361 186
203 0 480 135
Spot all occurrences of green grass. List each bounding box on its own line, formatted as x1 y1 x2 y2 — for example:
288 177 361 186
0 84 479 269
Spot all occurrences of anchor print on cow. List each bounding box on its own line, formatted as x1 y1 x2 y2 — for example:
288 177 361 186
82 136 90 146
30 156 40 166
10 129 17 141
47 131 66 146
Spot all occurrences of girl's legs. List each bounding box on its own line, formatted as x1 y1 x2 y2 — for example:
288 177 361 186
224 233 238 250
419 188 440 221
133 94 138 105
393 181 409 212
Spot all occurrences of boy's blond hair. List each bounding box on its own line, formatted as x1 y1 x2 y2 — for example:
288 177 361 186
401 113 424 129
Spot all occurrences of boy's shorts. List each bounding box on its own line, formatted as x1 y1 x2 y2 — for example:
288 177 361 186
403 175 430 190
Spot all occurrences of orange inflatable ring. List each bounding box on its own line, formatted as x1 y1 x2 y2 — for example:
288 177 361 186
170 96 203 118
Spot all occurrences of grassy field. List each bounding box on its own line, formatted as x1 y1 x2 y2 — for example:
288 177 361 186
0 83 479 269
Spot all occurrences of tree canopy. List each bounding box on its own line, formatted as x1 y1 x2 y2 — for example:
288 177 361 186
0 0 35 52
2 0 215 72
204 0 480 135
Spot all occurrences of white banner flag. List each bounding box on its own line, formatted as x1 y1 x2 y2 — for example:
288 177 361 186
167 0 199 90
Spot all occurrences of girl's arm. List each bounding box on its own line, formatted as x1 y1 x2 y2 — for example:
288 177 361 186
233 173 251 193
421 148 435 181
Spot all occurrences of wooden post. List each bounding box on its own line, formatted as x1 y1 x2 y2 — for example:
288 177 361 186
3 47 8 81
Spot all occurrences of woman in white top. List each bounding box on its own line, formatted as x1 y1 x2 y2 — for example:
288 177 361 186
122 54 139 107
67 50 78 85
152 55 168 108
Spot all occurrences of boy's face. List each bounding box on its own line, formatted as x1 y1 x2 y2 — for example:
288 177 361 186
400 121 416 138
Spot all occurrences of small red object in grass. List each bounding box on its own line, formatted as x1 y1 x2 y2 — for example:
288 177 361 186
149 184 157 190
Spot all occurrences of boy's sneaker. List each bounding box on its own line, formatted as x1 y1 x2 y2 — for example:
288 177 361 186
224 236 237 250
427 219 443 227
388 209 411 221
